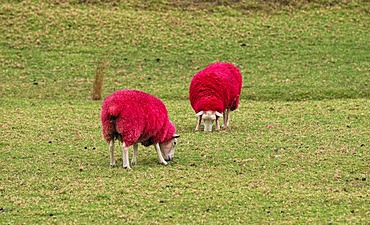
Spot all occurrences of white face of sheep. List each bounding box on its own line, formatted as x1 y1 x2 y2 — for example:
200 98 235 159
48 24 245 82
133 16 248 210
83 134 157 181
159 134 180 161
197 111 223 132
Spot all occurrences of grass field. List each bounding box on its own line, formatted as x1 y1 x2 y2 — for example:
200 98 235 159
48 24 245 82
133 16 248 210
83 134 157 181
1 0 369 224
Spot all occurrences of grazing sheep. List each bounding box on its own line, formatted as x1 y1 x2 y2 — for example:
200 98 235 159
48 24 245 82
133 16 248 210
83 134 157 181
189 62 242 132
101 90 179 169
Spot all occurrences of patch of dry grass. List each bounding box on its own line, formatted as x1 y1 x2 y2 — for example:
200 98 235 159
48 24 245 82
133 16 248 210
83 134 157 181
91 60 107 100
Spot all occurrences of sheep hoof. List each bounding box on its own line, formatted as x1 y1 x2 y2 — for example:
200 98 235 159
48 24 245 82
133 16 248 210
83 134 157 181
123 166 131 170
162 161 168 166
131 160 136 165
110 163 116 167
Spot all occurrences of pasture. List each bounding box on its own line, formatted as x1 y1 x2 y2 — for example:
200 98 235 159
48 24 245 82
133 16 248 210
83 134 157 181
0 0 369 224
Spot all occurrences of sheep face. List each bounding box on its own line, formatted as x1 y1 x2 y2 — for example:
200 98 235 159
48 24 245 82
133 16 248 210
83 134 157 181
197 111 223 132
159 134 180 161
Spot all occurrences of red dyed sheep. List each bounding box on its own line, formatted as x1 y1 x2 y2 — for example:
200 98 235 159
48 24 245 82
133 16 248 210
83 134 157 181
101 90 179 169
189 62 242 131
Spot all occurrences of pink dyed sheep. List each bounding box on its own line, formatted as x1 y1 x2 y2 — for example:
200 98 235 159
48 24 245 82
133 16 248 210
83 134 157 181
189 62 242 132
101 90 179 169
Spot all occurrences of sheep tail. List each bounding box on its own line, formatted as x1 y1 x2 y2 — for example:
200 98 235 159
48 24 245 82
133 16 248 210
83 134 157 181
109 115 117 124
107 106 121 141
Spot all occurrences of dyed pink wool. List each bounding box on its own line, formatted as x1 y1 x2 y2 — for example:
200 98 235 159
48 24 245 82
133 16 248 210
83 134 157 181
189 62 242 114
101 90 176 147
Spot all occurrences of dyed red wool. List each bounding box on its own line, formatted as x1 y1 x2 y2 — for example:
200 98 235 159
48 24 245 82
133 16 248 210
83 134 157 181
189 62 242 131
101 90 176 146
189 62 242 114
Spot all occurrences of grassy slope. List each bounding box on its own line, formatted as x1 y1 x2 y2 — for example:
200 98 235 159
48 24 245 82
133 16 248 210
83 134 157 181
1 1 369 101
0 1 369 224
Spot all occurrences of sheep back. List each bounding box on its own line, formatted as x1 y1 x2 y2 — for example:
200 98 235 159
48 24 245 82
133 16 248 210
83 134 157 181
101 90 176 147
189 62 242 113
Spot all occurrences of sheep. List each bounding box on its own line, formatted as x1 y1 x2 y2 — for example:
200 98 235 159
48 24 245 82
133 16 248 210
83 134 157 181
189 62 242 132
100 89 180 169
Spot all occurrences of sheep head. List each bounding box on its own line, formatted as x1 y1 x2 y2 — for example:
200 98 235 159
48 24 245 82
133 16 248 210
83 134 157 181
196 111 223 132
159 134 180 161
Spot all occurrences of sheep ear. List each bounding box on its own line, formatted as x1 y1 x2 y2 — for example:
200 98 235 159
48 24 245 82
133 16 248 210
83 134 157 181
196 111 203 116
173 134 180 138
215 111 223 117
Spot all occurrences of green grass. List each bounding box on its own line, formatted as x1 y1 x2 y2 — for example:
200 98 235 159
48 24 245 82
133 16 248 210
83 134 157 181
0 1 369 224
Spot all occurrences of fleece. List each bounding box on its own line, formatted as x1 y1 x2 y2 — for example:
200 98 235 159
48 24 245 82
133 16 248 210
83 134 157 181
189 62 242 113
101 90 176 147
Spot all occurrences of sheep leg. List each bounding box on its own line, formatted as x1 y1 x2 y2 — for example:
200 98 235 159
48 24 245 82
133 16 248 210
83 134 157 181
122 142 131 169
223 108 230 128
131 143 138 165
154 143 168 165
195 115 202 131
109 139 116 167
215 116 220 130
226 108 230 127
